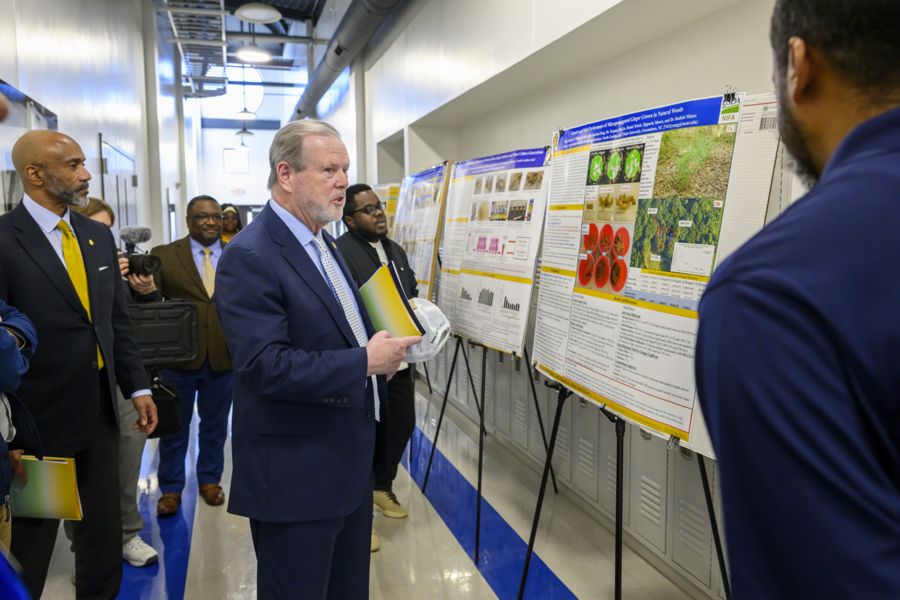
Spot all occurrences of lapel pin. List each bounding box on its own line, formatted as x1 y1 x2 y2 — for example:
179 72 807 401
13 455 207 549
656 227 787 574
331 242 337 249
89 239 94 246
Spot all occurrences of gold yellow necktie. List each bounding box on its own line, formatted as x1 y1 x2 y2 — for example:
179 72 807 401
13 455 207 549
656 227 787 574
57 220 104 370
202 247 215 297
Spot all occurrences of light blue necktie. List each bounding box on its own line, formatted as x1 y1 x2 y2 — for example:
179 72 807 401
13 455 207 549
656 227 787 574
313 234 380 421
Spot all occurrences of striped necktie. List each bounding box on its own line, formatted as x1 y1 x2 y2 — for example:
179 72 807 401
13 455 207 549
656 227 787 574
57 220 104 370
312 234 380 421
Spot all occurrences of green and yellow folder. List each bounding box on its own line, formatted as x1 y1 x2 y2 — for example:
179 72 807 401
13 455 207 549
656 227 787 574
10 455 82 520
359 263 425 337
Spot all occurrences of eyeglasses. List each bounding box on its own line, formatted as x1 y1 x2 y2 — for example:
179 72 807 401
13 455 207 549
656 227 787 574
190 213 224 223
350 202 385 216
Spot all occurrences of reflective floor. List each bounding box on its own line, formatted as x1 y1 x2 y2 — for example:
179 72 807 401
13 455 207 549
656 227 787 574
38 382 690 599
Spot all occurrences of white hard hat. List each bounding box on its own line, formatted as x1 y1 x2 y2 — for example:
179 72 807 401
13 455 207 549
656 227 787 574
404 298 451 363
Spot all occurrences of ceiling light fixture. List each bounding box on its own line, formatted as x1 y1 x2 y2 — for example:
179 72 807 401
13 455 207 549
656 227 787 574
236 23 271 63
235 125 254 138
234 2 282 24
236 64 257 119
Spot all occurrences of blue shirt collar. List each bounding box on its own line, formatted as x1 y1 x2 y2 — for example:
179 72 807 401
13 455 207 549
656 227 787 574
268 198 322 249
189 235 222 256
22 194 71 233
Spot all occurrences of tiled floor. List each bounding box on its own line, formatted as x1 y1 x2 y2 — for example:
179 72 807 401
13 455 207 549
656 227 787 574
35 382 691 599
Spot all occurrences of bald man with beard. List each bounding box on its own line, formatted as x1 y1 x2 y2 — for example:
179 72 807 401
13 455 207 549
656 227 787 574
0 131 156 599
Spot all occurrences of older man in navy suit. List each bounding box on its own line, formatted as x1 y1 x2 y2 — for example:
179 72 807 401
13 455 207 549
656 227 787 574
216 120 420 599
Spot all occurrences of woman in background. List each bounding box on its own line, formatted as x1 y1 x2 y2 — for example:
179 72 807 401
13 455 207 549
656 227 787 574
220 204 242 244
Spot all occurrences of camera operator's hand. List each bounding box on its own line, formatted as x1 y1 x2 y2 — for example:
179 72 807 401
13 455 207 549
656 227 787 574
118 255 129 277
127 273 157 295
132 394 158 435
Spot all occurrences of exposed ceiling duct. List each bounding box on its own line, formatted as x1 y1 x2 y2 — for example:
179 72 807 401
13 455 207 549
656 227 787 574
161 0 229 98
292 0 402 120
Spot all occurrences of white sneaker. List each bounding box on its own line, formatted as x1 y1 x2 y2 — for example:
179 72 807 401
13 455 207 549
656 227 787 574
123 535 159 567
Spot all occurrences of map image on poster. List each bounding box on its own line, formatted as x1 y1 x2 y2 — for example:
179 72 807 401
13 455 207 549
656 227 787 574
393 164 450 302
372 183 400 237
531 94 781 455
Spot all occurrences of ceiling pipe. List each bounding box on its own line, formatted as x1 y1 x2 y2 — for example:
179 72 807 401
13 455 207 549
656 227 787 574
292 0 402 120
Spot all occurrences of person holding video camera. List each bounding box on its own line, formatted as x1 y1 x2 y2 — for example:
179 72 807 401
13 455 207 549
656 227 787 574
151 195 233 516
63 197 160 570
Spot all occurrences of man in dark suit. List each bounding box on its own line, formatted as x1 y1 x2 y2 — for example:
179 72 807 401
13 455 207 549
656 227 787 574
151 194 233 515
337 184 419 537
216 120 420 599
1 131 157 599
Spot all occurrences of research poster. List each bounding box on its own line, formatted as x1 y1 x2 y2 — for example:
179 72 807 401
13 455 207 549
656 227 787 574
531 93 779 455
372 183 400 237
439 148 550 355
393 164 450 302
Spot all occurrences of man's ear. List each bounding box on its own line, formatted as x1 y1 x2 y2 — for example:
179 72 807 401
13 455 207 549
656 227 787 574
23 165 43 187
342 215 355 231
787 36 814 105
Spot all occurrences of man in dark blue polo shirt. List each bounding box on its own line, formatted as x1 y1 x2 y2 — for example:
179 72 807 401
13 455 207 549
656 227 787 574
695 1 900 597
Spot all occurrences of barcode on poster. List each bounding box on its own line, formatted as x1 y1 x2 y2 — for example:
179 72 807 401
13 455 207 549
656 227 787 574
759 116 777 130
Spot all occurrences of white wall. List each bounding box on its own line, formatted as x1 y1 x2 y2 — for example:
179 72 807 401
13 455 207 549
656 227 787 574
198 128 276 207
0 0 150 221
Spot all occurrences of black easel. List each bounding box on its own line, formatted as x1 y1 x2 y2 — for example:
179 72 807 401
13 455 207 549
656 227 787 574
420 334 491 563
518 381 570 599
422 335 484 493
422 362 434 395
522 345 559 494
698 454 731 600
598 405 626 600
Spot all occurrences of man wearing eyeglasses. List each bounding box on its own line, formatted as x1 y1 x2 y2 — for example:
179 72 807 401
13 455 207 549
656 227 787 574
337 184 418 548
150 195 234 516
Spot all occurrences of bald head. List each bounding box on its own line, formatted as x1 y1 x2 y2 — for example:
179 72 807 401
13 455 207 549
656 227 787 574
12 130 91 213
0 92 8 122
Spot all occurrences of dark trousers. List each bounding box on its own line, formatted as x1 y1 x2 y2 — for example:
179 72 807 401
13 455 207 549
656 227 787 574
375 367 415 491
11 374 122 600
158 361 233 493
250 482 373 600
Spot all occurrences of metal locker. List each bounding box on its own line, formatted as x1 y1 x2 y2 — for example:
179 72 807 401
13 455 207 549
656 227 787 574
454 345 471 414
572 398 600 502
549 390 572 484
599 416 631 525
483 349 497 429
672 447 713 587
493 353 512 438
526 381 548 467
630 428 669 554
509 361 530 451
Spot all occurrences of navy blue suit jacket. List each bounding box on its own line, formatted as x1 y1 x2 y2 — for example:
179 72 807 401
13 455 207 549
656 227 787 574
216 204 388 523
696 106 900 597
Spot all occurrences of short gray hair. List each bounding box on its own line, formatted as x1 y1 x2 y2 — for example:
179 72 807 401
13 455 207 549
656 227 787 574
267 119 341 190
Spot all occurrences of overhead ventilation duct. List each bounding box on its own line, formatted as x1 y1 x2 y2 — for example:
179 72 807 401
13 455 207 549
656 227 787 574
292 0 402 120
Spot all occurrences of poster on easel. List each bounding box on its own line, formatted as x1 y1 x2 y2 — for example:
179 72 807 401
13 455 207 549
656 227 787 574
531 93 780 457
393 163 451 302
372 183 401 237
438 148 550 355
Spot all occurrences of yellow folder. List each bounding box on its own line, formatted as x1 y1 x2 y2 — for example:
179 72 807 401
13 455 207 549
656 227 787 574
10 456 83 520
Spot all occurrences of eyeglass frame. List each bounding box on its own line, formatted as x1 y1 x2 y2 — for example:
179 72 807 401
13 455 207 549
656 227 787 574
349 202 386 216
189 213 224 223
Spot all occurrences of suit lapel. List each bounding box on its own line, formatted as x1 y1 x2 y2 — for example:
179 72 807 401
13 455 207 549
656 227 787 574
261 207 358 347
175 237 209 299
12 204 90 322
329 231 376 337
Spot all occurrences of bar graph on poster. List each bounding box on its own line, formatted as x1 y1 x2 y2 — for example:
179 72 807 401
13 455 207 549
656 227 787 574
531 93 780 457
393 164 451 302
437 148 550 355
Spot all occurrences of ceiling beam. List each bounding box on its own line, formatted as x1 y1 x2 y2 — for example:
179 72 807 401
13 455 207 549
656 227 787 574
226 32 328 45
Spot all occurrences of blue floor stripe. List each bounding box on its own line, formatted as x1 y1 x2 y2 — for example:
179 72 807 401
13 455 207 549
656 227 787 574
119 424 200 599
407 427 576 600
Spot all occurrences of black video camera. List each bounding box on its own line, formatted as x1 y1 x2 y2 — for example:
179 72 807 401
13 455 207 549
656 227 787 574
120 227 162 276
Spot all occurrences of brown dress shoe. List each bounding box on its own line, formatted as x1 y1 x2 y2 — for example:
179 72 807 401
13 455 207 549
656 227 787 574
157 492 181 516
199 484 225 506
